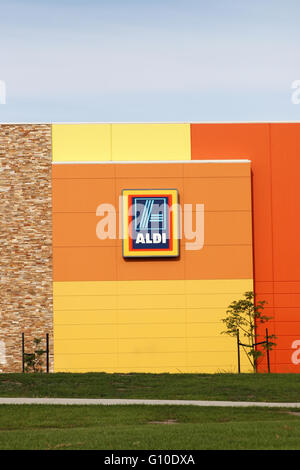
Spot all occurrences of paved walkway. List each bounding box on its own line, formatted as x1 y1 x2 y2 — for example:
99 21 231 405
0 398 300 408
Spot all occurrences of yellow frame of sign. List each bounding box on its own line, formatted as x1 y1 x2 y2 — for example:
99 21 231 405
122 188 180 258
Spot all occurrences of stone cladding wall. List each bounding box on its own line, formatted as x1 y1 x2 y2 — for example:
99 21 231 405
0 124 52 372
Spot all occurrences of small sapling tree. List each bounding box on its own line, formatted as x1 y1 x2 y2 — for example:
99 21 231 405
221 291 276 372
24 338 46 373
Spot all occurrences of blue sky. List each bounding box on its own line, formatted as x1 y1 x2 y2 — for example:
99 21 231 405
1 0 300 122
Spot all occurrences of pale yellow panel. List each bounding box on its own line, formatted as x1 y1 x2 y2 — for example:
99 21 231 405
117 294 186 310
118 338 186 354
186 293 249 309
185 366 252 373
187 351 249 367
113 366 249 373
54 309 117 325
116 280 186 296
54 295 117 311
55 367 187 373
186 322 229 337
54 279 252 297
185 279 253 294
54 281 118 296
54 353 117 370
54 324 117 340
186 308 231 323
54 338 117 354
117 309 186 324
186 336 236 352
53 278 253 373
111 123 191 161
117 323 186 339
52 124 111 162
112 367 175 373
118 352 186 368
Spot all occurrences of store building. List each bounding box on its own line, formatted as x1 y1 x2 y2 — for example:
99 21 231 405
1 122 299 373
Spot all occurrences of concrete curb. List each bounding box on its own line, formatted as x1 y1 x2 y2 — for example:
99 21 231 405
0 398 300 407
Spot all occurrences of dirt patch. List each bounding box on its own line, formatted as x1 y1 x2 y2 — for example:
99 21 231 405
116 386 152 391
1 381 23 386
130 386 153 389
48 442 83 449
148 419 178 425
284 411 300 417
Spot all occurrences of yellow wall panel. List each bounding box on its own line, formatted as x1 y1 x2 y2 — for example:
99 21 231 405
52 123 191 163
186 308 233 323
54 353 117 370
186 322 231 337
116 280 186 296
53 278 253 373
54 324 117 340
118 338 186 354
54 279 252 296
55 338 117 354
54 295 117 311
117 309 186 324
184 365 249 373
186 336 237 351
117 352 186 368
187 351 251 371
54 310 117 326
117 294 186 310
185 279 253 294
52 124 111 162
111 123 191 161
186 293 251 309
117 323 186 339
53 281 118 297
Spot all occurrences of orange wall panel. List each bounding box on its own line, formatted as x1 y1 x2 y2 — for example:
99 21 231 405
183 178 251 212
269 124 300 373
191 123 273 283
273 308 300 323
53 247 117 281
115 163 184 179
52 163 115 179
274 281 300 294
53 207 251 248
52 161 252 282
184 246 252 280
116 256 185 281
182 162 251 178
269 124 300 282
52 178 117 213
191 122 300 373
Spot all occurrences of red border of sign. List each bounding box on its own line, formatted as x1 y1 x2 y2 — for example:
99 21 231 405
127 194 174 252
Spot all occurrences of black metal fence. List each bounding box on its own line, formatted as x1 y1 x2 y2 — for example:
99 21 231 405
22 333 50 373
21 331 272 374
237 328 271 373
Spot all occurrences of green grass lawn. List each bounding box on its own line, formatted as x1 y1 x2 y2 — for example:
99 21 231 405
1 373 300 450
0 404 300 450
0 372 300 402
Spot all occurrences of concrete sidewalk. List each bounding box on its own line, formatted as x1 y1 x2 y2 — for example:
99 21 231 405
0 397 300 408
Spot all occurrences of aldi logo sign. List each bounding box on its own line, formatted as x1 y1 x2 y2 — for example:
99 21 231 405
122 189 179 258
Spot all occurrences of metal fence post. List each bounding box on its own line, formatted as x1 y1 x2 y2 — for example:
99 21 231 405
237 329 240 374
22 333 25 373
266 328 270 373
46 333 49 373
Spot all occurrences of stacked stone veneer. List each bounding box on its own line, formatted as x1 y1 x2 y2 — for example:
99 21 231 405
0 124 53 372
